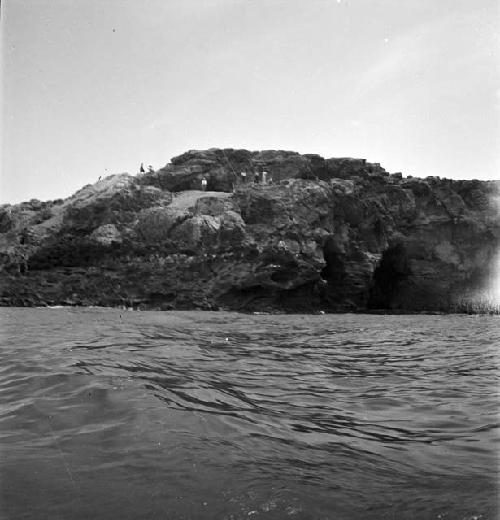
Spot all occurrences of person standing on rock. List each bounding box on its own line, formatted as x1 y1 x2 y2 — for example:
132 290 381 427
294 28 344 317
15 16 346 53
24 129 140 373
201 177 208 191
140 163 145 173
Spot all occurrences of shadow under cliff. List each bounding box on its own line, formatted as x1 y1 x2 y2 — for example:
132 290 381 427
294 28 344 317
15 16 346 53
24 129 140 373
367 244 411 310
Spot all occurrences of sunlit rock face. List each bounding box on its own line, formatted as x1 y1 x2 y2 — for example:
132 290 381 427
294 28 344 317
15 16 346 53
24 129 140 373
483 194 500 304
0 149 498 312
490 254 500 304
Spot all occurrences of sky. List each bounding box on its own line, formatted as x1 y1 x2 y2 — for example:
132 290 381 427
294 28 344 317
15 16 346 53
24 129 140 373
1 0 499 204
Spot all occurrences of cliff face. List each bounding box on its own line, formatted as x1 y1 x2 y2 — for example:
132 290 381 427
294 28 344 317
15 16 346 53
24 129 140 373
1 149 499 312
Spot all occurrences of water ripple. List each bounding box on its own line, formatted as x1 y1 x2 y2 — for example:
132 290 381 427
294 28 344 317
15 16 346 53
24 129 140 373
0 309 498 519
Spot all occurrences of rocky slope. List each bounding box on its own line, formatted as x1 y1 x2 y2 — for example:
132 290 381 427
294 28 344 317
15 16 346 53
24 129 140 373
1 149 499 312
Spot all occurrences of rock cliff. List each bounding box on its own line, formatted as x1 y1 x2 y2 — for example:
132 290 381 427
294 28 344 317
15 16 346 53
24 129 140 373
1 149 499 312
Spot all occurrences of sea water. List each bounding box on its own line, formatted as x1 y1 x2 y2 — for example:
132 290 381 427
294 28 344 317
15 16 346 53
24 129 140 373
0 308 498 519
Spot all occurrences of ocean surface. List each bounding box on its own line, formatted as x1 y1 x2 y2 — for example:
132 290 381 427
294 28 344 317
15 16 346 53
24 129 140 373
0 308 498 520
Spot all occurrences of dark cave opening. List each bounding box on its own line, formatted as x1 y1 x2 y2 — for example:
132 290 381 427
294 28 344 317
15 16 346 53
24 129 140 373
368 243 411 309
320 237 345 286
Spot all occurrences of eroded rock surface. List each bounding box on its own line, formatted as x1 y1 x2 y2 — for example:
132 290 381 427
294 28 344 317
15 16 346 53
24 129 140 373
1 149 498 311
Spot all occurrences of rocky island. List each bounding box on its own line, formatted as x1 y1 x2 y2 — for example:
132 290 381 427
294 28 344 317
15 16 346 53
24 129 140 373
1 149 499 312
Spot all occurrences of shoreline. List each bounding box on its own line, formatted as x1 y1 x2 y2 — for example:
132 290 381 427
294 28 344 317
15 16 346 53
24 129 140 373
2 302 498 316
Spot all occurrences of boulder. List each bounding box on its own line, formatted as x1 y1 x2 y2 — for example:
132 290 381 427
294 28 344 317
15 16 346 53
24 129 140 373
90 224 122 245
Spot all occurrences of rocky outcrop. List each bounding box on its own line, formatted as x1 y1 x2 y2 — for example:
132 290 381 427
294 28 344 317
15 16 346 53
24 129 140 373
1 149 498 312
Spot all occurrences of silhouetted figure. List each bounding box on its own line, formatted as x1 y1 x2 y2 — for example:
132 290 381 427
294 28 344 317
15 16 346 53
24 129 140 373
148 165 154 173
140 163 145 173
98 176 102 181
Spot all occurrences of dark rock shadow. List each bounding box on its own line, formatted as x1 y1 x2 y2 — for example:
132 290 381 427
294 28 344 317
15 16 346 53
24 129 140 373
367 244 411 310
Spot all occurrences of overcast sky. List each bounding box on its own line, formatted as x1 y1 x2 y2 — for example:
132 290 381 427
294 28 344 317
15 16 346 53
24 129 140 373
1 0 499 203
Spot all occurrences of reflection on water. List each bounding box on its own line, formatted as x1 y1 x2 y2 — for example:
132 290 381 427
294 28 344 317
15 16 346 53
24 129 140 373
0 309 499 519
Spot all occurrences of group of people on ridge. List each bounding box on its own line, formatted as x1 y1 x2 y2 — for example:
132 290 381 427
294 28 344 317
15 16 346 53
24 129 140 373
200 169 272 191
243 170 271 184
139 163 154 174
137 162 271 191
